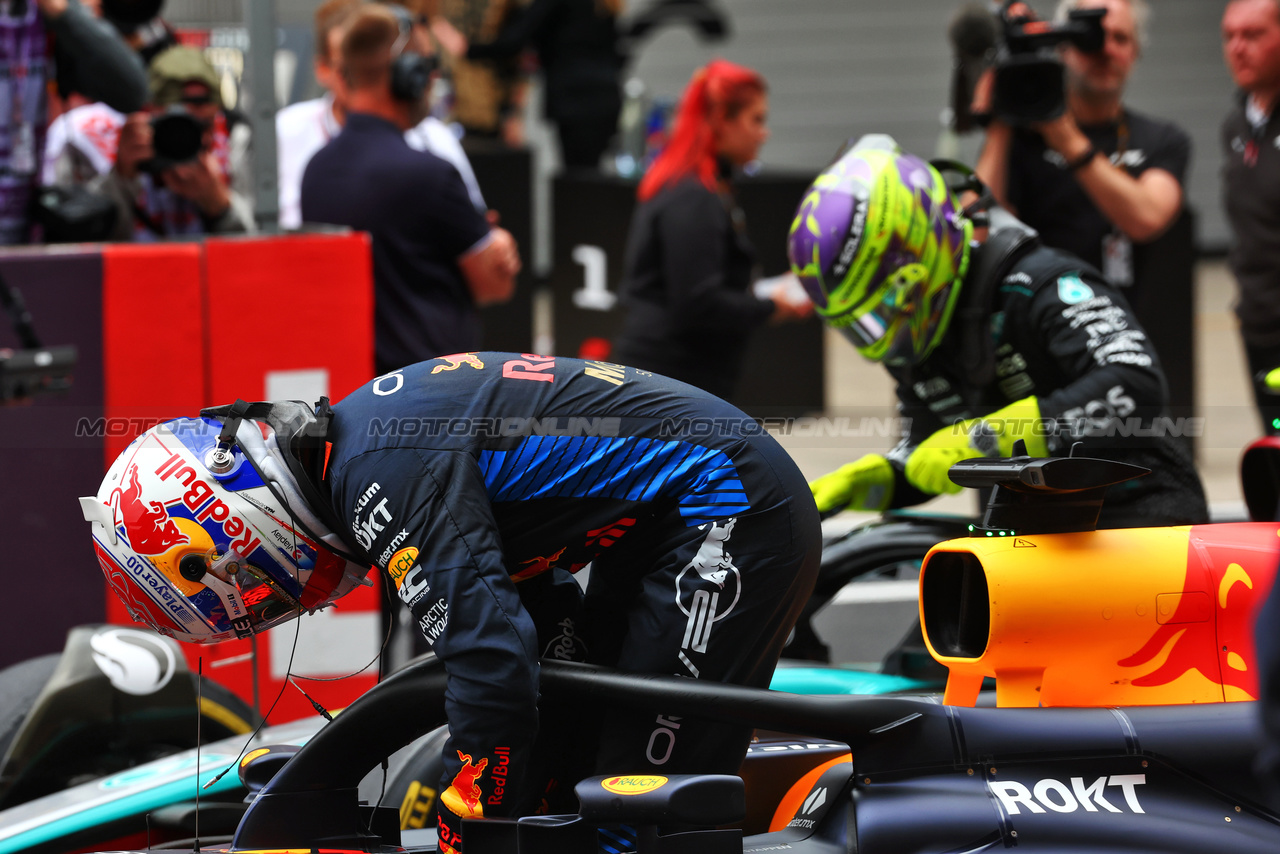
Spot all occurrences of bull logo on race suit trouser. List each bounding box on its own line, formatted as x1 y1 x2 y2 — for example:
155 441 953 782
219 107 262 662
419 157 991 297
442 750 489 818
111 465 189 556
649 518 746 766
676 517 743 659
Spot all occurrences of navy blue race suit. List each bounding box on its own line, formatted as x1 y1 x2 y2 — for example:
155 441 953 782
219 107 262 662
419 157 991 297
322 353 821 849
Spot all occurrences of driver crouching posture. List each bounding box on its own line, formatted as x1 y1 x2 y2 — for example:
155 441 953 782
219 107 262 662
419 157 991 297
791 135 1207 529
81 353 820 852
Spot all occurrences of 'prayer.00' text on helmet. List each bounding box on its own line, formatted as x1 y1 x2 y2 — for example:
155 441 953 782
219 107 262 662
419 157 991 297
81 413 370 643
787 134 973 367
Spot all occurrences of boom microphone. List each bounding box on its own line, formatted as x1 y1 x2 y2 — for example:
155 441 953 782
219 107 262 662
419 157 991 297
949 2 998 63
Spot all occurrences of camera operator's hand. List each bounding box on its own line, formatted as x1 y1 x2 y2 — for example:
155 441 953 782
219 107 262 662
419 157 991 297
114 111 153 181
1032 113 1095 169
161 150 231 220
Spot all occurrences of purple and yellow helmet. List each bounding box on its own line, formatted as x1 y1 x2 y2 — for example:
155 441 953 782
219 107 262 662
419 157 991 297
787 134 973 367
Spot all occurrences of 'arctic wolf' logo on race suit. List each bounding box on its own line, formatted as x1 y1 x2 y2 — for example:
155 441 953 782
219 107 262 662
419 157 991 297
111 466 188 556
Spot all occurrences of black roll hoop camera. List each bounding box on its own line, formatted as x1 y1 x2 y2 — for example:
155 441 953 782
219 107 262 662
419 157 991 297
949 1 1107 130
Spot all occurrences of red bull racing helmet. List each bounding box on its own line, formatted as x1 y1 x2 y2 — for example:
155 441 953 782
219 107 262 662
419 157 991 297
81 401 371 643
787 134 973 367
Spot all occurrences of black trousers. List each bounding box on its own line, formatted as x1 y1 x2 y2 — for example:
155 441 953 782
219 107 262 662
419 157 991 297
518 440 821 812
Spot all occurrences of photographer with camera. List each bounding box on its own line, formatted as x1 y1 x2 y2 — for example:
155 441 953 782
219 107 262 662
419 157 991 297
88 45 254 240
973 0 1187 290
0 0 147 244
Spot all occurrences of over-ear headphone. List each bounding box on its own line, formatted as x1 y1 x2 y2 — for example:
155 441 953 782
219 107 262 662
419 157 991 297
387 3 437 103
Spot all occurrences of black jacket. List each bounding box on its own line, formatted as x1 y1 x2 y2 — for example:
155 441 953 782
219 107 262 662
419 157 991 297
1222 95 1280 348
466 0 622 122
613 176 774 399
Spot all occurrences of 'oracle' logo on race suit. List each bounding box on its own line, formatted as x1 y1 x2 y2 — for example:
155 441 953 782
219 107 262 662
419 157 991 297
153 452 262 555
111 465 188 556
989 774 1146 815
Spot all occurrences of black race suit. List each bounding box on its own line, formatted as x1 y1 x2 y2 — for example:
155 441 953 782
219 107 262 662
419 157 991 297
882 237 1208 529
322 353 820 846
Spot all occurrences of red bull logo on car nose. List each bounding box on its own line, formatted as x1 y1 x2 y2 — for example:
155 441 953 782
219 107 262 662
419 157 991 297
111 465 189 556
1117 522 1280 701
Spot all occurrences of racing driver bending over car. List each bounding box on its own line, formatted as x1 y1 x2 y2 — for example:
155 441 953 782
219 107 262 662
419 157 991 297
81 354 820 852
791 134 1207 528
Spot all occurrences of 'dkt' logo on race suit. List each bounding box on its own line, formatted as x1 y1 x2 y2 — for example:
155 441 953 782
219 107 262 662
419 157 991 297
602 776 668 795
111 465 189 556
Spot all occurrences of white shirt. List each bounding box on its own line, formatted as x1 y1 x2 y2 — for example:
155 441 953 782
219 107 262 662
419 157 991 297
277 95 486 230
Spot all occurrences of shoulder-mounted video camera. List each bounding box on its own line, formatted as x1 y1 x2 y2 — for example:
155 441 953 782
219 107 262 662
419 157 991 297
949 1 1107 130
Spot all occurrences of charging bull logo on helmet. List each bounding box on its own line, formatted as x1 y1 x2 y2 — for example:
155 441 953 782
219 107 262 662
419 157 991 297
442 750 489 818
111 465 189 556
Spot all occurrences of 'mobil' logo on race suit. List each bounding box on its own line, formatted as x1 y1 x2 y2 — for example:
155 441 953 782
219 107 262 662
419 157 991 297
602 776 668 795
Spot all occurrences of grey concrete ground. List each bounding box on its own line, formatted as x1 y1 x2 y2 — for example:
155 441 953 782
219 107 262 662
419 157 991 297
773 259 1258 665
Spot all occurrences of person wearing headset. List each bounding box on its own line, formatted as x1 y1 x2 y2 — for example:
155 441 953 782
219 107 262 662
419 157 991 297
791 134 1207 529
301 3 520 376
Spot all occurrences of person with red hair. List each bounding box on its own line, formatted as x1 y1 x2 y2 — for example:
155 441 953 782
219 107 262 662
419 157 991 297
613 59 811 400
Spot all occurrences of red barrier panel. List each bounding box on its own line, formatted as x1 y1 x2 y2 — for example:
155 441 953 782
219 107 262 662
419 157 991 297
203 232 374 403
101 243 206 465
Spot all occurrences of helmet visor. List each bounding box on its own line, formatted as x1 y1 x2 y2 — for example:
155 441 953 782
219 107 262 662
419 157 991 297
839 272 956 365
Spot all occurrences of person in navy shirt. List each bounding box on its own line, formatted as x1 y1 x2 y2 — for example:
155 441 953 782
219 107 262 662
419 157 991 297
301 4 519 374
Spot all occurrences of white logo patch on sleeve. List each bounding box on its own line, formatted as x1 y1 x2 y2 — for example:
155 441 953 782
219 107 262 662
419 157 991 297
1057 274 1095 305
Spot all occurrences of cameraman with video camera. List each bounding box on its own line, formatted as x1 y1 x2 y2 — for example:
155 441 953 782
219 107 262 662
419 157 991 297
974 0 1188 290
89 44 254 240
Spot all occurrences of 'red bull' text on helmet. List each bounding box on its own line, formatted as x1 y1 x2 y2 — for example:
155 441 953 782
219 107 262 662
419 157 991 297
787 134 973 367
80 402 371 643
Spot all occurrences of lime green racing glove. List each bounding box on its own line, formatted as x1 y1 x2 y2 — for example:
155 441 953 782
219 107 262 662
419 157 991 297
809 453 894 515
904 397 1049 496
